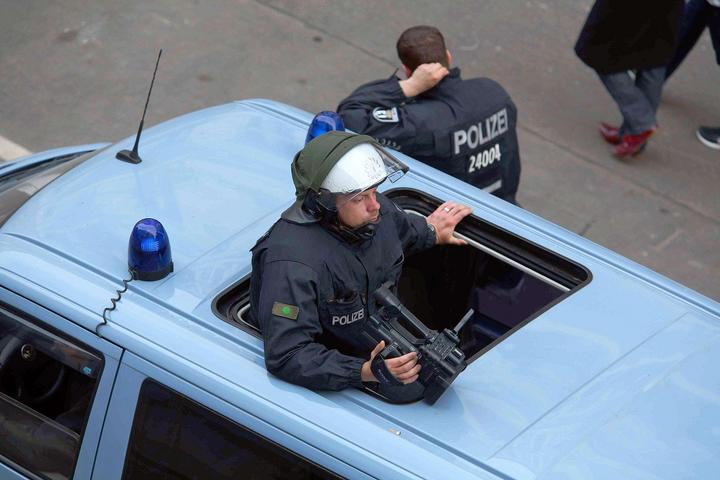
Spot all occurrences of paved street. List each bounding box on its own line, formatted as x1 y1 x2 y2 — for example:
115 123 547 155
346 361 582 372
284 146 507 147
1 0 718 299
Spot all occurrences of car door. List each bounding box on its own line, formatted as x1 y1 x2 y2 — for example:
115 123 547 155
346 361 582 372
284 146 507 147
93 352 371 479
0 286 121 480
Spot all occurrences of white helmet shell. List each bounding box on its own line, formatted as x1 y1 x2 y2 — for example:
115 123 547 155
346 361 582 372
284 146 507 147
320 143 388 194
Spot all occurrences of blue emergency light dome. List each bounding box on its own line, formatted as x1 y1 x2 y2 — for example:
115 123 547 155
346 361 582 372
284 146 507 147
128 218 173 281
305 111 345 144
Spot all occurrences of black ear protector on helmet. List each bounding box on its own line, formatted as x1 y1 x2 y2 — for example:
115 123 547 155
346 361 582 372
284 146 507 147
301 188 325 218
301 187 341 222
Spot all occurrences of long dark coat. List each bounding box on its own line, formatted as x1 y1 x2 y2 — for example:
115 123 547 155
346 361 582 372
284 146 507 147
574 0 683 74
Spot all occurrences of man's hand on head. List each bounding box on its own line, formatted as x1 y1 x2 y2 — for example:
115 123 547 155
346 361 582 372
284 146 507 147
399 63 449 97
427 202 472 245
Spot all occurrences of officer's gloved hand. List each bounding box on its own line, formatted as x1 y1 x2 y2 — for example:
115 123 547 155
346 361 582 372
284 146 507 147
361 341 421 385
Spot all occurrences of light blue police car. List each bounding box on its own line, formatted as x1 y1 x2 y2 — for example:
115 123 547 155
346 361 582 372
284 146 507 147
1 99 719 479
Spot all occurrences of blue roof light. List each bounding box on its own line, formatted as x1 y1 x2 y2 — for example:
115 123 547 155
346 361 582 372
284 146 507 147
128 218 173 281
305 111 345 144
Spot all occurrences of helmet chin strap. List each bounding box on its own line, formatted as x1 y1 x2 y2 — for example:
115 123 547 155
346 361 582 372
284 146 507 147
319 208 379 243
331 218 378 243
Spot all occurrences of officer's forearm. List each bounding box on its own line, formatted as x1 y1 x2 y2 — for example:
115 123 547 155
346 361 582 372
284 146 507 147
399 78 423 98
265 342 366 391
399 63 449 97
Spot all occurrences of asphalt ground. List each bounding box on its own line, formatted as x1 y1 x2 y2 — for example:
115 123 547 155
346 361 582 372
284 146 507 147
1 0 718 300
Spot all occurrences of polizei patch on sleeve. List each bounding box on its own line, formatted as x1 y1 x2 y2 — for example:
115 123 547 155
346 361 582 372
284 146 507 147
272 302 299 320
372 107 399 123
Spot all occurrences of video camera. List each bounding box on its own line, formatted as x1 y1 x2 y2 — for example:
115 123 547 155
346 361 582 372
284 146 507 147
362 282 473 405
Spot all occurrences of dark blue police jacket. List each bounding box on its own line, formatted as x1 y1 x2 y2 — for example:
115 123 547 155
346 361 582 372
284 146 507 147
338 68 521 204
248 193 435 391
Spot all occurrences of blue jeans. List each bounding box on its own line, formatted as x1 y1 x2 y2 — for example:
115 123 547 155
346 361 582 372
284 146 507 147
666 0 720 79
599 67 665 135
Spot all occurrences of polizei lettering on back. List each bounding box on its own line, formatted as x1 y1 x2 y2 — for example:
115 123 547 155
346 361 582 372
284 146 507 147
453 108 508 155
332 308 365 326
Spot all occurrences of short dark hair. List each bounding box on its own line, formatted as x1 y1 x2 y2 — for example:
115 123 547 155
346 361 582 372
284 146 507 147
396 26 448 72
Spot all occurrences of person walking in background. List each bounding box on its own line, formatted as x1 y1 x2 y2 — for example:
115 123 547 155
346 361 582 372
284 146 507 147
575 0 684 158
337 26 522 204
665 0 720 80
665 0 720 150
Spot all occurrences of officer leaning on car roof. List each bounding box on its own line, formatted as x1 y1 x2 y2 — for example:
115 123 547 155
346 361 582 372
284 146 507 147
248 131 471 402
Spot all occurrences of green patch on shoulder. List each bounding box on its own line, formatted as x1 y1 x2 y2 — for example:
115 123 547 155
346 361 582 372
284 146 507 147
272 302 299 320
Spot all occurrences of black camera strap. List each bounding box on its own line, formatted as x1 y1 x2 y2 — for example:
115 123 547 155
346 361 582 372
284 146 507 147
370 351 404 386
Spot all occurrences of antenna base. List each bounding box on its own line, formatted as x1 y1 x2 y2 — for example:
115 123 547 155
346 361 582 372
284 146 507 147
116 149 142 164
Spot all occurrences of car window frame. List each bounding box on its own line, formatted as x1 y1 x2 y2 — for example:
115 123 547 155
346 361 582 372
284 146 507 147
122 378 343 479
0 286 122 480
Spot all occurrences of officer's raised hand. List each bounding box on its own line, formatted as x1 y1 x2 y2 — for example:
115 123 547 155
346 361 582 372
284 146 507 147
361 341 421 384
427 201 472 245
399 62 450 97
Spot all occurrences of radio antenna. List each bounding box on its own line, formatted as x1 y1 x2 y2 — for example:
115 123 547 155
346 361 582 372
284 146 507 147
116 49 163 164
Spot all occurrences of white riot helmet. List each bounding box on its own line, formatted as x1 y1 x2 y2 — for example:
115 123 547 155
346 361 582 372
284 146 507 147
289 132 408 225
321 142 390 196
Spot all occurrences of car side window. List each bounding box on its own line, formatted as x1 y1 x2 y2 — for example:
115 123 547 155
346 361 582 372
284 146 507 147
122 380 341 480
0 305 103 480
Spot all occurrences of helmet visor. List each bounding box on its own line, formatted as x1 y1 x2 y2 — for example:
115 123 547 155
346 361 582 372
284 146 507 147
318 144 407 210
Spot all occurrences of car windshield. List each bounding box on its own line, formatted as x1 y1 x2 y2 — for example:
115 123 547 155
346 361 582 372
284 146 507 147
0 150 97 227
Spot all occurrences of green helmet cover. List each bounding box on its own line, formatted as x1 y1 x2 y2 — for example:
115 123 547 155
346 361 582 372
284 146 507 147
291 131 384 200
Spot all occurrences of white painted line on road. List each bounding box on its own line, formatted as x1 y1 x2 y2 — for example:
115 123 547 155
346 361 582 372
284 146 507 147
0 135 32 161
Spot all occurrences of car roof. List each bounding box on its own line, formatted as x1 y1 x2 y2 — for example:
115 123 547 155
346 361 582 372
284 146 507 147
2 99 719 478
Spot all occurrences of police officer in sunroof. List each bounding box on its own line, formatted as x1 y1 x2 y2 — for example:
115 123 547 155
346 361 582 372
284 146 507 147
248 132 471 402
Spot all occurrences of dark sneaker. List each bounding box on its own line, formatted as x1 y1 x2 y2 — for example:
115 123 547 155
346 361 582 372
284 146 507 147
696 126 720 150
612 126 657 157
599 122 621 145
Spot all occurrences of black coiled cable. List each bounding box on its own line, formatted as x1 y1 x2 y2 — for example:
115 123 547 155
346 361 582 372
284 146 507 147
98 272 135 335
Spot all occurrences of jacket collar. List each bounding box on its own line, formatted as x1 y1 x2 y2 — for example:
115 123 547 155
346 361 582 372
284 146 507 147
391 66 461 80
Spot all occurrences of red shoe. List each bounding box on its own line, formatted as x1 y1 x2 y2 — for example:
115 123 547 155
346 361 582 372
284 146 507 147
612 126 657 157
599 122 621 145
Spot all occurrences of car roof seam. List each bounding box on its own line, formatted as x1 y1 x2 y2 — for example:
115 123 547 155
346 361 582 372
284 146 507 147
0 264 100 321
